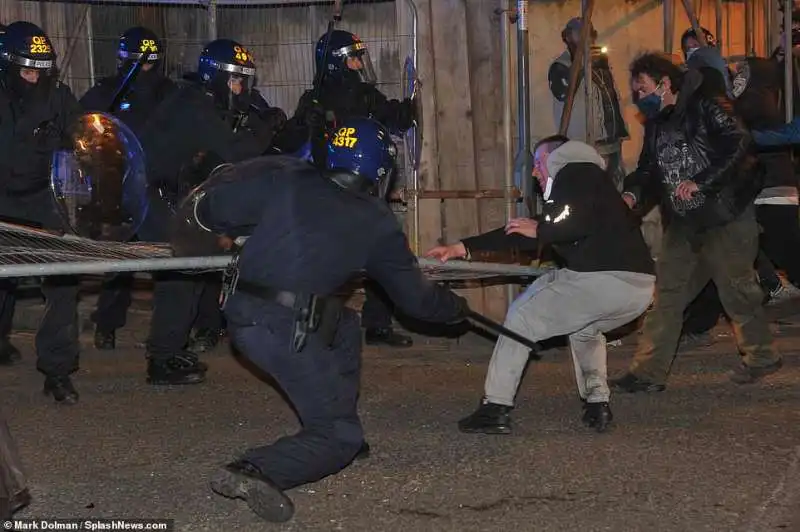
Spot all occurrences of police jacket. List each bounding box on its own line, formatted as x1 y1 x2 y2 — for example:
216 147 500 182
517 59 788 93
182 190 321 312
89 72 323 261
136 79 259 191
272 77 415 155
624 69 760 232
0 74 81 194
194 156 465 324
79 72 175 136
462 141 654 276
730 57 795 191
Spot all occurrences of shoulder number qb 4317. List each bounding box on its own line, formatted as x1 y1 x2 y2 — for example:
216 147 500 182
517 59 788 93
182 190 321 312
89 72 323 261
30 36 51 55
332 127 359 148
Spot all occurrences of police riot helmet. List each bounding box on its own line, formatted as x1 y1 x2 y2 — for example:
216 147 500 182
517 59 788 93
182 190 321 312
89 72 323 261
117 26 162 71
315 30 376 84
0 21 55 73
198 38 256 110
324 117 397 198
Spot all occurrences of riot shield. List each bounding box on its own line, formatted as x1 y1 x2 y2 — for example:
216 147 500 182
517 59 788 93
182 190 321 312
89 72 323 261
402 56 422 171
50 112 149 242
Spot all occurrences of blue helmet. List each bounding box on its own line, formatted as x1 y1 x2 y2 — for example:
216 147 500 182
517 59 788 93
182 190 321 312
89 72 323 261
0 21 55 73
325 118 397 197
117 26 162 71
315 30 376 84
198 38 256 109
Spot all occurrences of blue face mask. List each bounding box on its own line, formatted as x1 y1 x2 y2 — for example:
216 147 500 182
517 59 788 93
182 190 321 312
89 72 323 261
635 89 663 119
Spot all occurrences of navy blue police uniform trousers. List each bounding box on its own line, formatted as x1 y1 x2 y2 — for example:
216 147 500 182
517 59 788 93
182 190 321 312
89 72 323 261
226 292 364 489
135 193 204 358
0 188 80 376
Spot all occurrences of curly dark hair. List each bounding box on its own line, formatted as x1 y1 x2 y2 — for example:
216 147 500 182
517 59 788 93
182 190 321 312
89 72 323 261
629 52 684 94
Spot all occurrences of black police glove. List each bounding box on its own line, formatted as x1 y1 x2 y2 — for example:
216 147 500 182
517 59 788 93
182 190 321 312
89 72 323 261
168 193 227 258
448 293 471 325
305 102 326 130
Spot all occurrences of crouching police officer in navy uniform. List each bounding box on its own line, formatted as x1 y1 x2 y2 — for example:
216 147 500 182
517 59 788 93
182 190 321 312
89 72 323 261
170 118 469 523
132 38 275 385
0 22 84 404
186 38 287 354
273 29 418 349
80 26 176 351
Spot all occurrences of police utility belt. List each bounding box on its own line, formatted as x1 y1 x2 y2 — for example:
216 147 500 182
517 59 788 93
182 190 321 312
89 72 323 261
220 256 342 354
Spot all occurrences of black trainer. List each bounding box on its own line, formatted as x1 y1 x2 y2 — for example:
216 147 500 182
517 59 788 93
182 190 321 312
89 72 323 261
458 400 513 434
43 375 79 405
188 328 221 353
146 352 207 385
581 401 613 433
364 328 413 348
729 358 783 384
210 461 295 523
94 329 116 350
0 340 21 366
609 373 666 393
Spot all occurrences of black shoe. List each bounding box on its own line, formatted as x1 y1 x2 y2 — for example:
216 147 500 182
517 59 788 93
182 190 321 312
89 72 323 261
43 375 79 405
609 373 666 393
364 327 413 348
189 328 221 353
94 329 116 350
210 461 295 523
729 358 783 384
581 402 613 433
354 441 370 461
146 352 207 385
0 341 21 366
458 400 513 434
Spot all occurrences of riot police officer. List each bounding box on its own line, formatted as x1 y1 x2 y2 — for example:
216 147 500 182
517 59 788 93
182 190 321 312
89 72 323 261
0 21 83 403
273 29 418 348
169 117 468 523
133 37 280 385
80 27 175 351
187 38 287 353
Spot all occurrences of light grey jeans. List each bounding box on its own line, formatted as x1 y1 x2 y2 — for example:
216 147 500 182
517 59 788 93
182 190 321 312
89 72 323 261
484 268 655 405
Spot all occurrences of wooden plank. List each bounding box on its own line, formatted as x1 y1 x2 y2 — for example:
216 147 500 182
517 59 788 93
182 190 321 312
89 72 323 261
412 0 443 256
465 0 509 323
428 0 484 314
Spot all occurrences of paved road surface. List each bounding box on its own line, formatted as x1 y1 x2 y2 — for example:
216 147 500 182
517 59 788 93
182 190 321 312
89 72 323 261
2 298 798 531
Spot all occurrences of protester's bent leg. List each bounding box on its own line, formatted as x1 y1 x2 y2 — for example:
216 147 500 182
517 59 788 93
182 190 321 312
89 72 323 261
629 228 706 385
704 207 778 368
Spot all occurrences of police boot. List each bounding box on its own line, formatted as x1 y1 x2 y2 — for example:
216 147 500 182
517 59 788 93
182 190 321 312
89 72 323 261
210 461 295 523
364 327 413 348
354 441 370 461
43 375 79 405
581 401 613 433
188 328 221 353
0 340 21 366
458 400 513 434
146 352 207 385
94 328 116 350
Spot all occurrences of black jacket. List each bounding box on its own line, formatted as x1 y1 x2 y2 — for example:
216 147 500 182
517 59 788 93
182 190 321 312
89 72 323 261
79 72 175 136
0 74 81 194
193 156 465 325
272 78 415 157
624 69 760 231
463 141 654 276
731 57 795 190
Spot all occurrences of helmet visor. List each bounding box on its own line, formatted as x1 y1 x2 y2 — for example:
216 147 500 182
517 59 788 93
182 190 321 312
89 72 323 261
333 43 377 84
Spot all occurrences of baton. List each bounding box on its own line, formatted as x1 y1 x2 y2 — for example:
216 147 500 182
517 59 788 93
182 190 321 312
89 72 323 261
109 51 150 113
467 310 541 360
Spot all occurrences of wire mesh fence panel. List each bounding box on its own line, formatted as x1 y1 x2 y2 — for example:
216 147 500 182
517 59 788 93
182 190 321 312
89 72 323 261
0 221 545 281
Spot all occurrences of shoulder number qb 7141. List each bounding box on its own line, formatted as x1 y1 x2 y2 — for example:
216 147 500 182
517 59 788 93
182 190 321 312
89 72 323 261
332 127 359 149
30 36 51 55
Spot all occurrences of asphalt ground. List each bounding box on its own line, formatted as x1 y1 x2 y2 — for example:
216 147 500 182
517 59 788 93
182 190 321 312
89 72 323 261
1 292 798 531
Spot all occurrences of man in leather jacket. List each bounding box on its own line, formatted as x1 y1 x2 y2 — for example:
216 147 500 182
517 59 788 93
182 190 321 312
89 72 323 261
610 52 782 392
